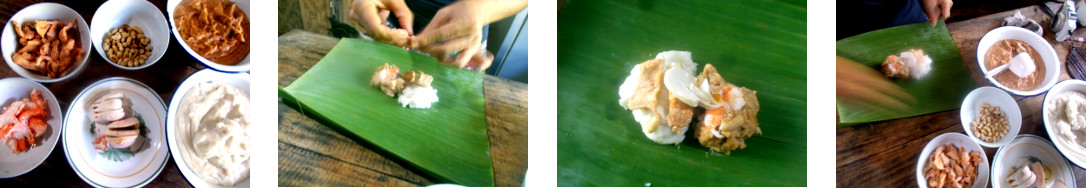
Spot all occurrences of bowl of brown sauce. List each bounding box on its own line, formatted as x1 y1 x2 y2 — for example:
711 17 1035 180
167 0 250 73
977 26 1060 96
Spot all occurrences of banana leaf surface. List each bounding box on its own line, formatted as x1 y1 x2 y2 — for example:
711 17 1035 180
836 21 977 125
279 38 492 186
557 0 807 186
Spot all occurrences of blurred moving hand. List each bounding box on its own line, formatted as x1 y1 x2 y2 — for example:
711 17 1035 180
837 56 915 112
413 0 527 72
351 0 414 47
920 0 953 26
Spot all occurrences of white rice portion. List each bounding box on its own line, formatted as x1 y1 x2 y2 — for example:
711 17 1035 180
398 86 439 109
899 51 933 78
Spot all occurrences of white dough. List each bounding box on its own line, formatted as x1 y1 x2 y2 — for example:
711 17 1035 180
1048 91 1086 163
177 82 250 186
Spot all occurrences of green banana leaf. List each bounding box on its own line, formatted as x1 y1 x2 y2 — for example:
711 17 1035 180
279 38 493 186
836 21 977 124
557 0 807 186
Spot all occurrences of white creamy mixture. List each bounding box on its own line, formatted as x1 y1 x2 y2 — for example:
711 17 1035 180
1048 91 1086 161
177 82 250 186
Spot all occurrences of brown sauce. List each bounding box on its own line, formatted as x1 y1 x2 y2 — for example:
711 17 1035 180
984 39 1045 91
174 0 250 65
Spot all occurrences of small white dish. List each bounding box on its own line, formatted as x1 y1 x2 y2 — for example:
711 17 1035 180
0 78 62 178
917 132 990 188
1042 79 1086 169
167 69 250 187
991 135 1076 188
1 3 92 82
62 77 168 187
961 86 1022 148
90 0 170 70
976 26 1060 96
166 0 250 73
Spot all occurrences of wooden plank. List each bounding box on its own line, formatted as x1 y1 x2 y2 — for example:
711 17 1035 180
278 142 424 187
277 101 432 185
483 76 528 186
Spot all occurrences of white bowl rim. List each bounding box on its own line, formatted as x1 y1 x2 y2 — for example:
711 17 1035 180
1042 79 1086 170
916 132 990 188
960 86 1023 148
976 26 1061 97
0 77 63 178
165 69 251 187
90 0 171 70
990 134 1075 188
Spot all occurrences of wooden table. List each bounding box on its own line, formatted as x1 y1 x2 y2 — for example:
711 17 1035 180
277 30 528 186
837 5 1086 187
0 0 204 187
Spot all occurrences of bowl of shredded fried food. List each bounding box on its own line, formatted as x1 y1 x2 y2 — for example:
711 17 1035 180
167 0 250 73
916 132 990 188
2 3 92 82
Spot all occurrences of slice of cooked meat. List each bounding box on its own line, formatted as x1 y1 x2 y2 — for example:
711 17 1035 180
667 94 693 132
626 59 666 113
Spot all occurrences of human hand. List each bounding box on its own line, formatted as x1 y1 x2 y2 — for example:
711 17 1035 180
836 56 915 113
350 0 414 46
413 0 490 69
920 0 953 27
413 0 526 71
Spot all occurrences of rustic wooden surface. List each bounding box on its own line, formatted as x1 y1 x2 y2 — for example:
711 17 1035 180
838 5 1086 187
277 30 528 186
0 0 204 187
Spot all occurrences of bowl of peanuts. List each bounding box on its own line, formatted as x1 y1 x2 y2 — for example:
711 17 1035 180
90 0 170 70
916 132 990 188
961 86 1022 148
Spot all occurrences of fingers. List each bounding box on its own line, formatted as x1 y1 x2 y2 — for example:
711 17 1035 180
468 50 495 72
353 0 390 36
420 33 479 61
386 0 415 35
940 0 953 20
836 56 915 111
838 79 911 111
452 42 481 68
415 11 477 47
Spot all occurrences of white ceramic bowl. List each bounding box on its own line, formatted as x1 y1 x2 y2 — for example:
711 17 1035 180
1042 79 1086 169
991 135 1076 188
166 0 250 73
976 26 1060 96
1 3 92 82
961 86 1022 148
90 0 170 70
0 78 63 178
167 69 250 187
917 132 990 188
